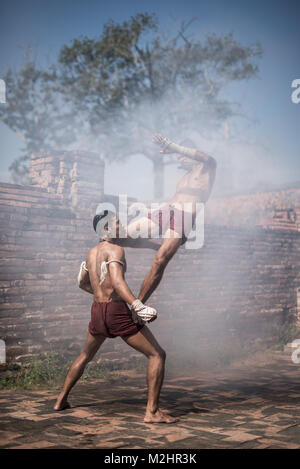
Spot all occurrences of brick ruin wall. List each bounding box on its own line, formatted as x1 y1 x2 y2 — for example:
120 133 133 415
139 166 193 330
206 188 300 231
0 151 300 364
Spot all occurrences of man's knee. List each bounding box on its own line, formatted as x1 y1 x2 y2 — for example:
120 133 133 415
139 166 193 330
152 348 166 361
153 254 168 273
81 349 95 364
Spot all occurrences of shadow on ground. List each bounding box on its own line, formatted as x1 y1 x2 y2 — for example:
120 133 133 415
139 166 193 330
0 352 300 448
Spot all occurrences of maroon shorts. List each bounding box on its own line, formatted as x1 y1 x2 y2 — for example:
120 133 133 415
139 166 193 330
148 204 188 245
88 300 144 338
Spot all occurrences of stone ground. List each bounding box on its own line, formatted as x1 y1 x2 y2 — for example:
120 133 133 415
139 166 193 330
0 351 300 449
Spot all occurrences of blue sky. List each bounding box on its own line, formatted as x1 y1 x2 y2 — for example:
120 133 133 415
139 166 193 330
0 0 299 197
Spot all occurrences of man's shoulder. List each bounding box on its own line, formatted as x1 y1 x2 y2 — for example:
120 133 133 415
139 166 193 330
108 243 124 258
87 242 124 261
87 245 98 258
110 244 125 256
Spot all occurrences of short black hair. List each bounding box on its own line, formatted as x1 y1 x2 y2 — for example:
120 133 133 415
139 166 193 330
93 211 106 232
93 210 116 233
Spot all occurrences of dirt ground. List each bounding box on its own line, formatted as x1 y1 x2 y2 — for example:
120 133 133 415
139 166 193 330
0 348 300 449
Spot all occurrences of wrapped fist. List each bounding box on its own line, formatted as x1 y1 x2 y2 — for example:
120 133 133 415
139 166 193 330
130 299 157 324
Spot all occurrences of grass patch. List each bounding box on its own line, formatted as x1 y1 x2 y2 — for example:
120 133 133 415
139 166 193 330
1 324 294 390
0 352 131 390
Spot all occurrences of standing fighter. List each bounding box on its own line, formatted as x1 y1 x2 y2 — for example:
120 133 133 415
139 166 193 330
53 213 178 424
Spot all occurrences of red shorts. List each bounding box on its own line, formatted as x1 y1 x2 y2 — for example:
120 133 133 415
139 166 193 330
148 204 189 245
88 300 144 338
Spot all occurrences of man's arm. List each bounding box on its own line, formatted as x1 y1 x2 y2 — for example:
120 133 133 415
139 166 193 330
109 261 137 305
108 247 157 323
78 268 93 294
107 247 136 305
153 133 217 167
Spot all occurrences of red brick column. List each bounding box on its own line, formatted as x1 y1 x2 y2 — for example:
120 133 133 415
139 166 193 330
29 150 105 215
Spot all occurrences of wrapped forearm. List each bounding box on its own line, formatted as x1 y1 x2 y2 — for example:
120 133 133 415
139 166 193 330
170 142 212 163
169 142 197 158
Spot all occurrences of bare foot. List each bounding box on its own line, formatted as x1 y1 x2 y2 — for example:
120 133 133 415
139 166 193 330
144 409 179 424
53 398 71 411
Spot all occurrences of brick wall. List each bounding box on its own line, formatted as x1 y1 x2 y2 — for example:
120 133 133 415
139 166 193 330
0 151 300 364
206 188 300 231
29 150 105 213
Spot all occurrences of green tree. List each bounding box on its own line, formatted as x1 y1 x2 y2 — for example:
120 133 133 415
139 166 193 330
0 12 262 196
0 62 77 184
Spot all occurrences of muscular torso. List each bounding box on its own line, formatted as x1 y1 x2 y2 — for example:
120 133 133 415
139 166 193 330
86 242 127 303
170 161 216 210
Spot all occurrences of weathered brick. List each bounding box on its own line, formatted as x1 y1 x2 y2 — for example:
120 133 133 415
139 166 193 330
1 155 300 364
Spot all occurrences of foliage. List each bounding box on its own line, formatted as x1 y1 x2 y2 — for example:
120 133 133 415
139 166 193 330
0 12 262 196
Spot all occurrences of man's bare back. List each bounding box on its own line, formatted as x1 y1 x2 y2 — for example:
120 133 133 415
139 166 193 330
86 241 126 303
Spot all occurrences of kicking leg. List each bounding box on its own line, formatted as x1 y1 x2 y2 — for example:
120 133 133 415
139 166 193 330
123 326 178 423
138 235 182 303
126 215 160 241
53 332 106 411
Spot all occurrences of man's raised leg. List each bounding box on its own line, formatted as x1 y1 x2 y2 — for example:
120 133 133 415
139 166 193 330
53 332 106 411
122 326 179 423
138 235 182 303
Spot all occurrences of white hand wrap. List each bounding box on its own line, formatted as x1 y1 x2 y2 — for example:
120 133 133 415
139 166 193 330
130 299 157 323
170 142 197 158
77 261 88 286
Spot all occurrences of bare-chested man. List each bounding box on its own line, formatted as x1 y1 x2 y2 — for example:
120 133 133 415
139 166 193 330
129 133 217 303
54 214 178 424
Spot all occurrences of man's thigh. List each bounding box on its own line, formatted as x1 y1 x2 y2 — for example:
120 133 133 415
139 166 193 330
122 326 164 358
156 232 182 263
127 216 159 239
81 332 106 358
